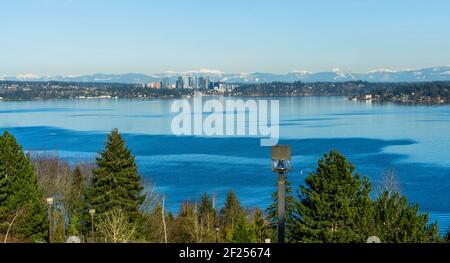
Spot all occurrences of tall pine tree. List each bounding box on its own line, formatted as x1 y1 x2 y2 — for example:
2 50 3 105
220 191 245 233
220 191 246 241
198 193 217 231
291 150 373 243
142 202 166 242
252 208 271 243
229 216 255 243
0 131 47 242
67 166 86 236
87 129 145 220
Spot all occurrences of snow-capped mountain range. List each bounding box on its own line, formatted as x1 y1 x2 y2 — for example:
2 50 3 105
1 66 449 84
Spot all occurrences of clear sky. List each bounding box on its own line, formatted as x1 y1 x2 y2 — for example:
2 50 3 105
1 0 450 75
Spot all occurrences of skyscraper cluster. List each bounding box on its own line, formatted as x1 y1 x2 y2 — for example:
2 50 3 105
147 76 238 91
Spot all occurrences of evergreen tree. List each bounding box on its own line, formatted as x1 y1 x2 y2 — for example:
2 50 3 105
373 192 441 243
87 129 145 219
67 166 86 236
0 131 47 242
198 193 217 230
220 191 245 236
172 202 212 243
142 201 166 242
229 216 255 243
291 150 373 243
172 202 195 243
252 208 271 243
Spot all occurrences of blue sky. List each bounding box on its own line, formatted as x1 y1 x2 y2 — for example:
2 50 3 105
1 0 450 75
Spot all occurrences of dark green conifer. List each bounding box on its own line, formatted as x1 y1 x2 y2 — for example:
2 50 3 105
87 129 145 219
198 193 217 230
67 166 86 236
220 191 245 234
0 131 47 242
142 201 166 242
229 216 254 243
252 208 271 243
291 150 372 243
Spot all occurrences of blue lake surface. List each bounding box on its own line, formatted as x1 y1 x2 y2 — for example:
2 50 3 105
0 97 449 234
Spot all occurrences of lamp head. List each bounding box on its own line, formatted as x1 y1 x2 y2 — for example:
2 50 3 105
46 197 54 206
271 145 292 172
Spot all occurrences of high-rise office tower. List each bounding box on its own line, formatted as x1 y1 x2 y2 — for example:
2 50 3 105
162 78 170 89
203 77 209 89
176 76 184 89
197 77 204 89
182 76 190 89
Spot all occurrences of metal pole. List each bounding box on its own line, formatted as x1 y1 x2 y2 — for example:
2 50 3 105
162 196 168 243
91 214 95 243
48 204 52 243
278 172 286 243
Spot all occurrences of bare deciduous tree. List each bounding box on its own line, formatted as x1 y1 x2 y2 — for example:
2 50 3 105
97 208 137 243
31 153 93 242
162 196 168 243
376 168 401 198
3 208 25 243
172 202 214 243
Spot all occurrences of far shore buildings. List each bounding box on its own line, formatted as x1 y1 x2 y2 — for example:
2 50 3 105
176 76 184 89
147 82 162 89
162 78 171 89
145 76 239 92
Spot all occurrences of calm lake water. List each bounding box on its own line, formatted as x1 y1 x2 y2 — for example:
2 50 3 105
0 97 449 234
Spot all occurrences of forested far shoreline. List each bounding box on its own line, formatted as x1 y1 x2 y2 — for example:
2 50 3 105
0 80 449 105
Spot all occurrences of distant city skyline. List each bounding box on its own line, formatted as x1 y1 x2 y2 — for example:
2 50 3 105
1 0 450 76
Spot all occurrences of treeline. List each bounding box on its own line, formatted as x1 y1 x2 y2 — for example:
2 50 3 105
235 81 450 100
369 81 450 103
2 80 449 103
0 129 449 243
0 81 194 101
235 81 371 96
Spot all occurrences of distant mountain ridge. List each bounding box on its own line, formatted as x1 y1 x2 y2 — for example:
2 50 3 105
2 66 450 84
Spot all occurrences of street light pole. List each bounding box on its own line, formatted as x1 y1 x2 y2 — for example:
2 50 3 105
215 225 220 243
91 215 94 242
271 145 292 244
49 205 53 243
89 209 96 243
46 197 54 244
277 172 286 243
